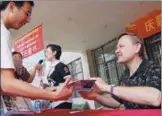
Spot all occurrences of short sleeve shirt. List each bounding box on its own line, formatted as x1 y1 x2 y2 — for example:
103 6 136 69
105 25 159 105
48 61 71 86
112 59 161 109
47 61 72 107
1 20 15 69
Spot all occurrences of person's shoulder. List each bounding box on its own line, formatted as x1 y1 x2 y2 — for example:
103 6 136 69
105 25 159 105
1 25 11 44
147 60 160 68
55 62 70 74
1 21 11 36
56 62 67 67
144 60 161 74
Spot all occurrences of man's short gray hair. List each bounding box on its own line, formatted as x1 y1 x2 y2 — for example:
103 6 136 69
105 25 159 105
118 33 145 58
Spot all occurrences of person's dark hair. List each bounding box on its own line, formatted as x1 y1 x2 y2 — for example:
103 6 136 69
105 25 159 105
118 33 145 58
46 44 62 60
12 51 23 58
0 1 34 11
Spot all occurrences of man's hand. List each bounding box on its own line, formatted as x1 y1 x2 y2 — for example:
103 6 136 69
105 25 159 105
79 88 98 100
35 64 44 76
90 77 111 93
35 64 42 70
52 77 74 101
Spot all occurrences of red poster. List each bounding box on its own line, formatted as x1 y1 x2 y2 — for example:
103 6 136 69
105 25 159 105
14 25 44 59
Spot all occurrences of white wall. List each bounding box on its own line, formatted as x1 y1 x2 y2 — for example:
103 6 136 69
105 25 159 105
60 52 90 80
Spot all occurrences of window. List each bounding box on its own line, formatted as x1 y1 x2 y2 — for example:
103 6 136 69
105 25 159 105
67 58 84 97
93 39 125 85
144 32 161 65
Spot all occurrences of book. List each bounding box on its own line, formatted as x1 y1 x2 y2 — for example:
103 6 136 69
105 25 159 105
68 80 96 92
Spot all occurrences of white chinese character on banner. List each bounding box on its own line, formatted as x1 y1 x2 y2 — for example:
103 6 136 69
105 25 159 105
23 50 28 57
145 19 155 32
27 48 32 56
32 45 37 52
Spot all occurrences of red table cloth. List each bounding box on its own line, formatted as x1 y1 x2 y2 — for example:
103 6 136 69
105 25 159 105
29 109 161 116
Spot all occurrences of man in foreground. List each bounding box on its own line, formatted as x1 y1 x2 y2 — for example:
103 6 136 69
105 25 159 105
1 1 73 101
79 33 161 109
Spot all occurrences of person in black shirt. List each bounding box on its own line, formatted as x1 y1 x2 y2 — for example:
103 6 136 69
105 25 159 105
45 44 72 109
79 33 161 109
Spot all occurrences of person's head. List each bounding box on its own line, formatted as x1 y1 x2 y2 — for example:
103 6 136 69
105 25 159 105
45 44 62 61
12 51 23 66
115 33 144 64
0 1 34 30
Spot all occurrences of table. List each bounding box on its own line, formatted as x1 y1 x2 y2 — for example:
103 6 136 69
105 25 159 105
30 109 161 116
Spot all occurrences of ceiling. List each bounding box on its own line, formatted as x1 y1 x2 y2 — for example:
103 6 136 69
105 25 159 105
11 1 161 52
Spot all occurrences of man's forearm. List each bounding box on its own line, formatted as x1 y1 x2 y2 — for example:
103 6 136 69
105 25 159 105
2 77 52 99
96 94 120 108
1 69 58 100
112 86 161 107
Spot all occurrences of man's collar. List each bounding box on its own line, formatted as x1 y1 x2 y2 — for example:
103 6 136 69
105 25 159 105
125 58 149 77
135 58 149 73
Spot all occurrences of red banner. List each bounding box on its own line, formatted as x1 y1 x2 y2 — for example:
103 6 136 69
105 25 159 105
126 9 161 38
14 25 44 59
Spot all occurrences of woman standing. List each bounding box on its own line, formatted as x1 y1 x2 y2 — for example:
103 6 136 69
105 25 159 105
45 44 73 109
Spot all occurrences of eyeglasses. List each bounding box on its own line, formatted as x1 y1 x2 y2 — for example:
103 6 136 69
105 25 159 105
20 8 31 17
